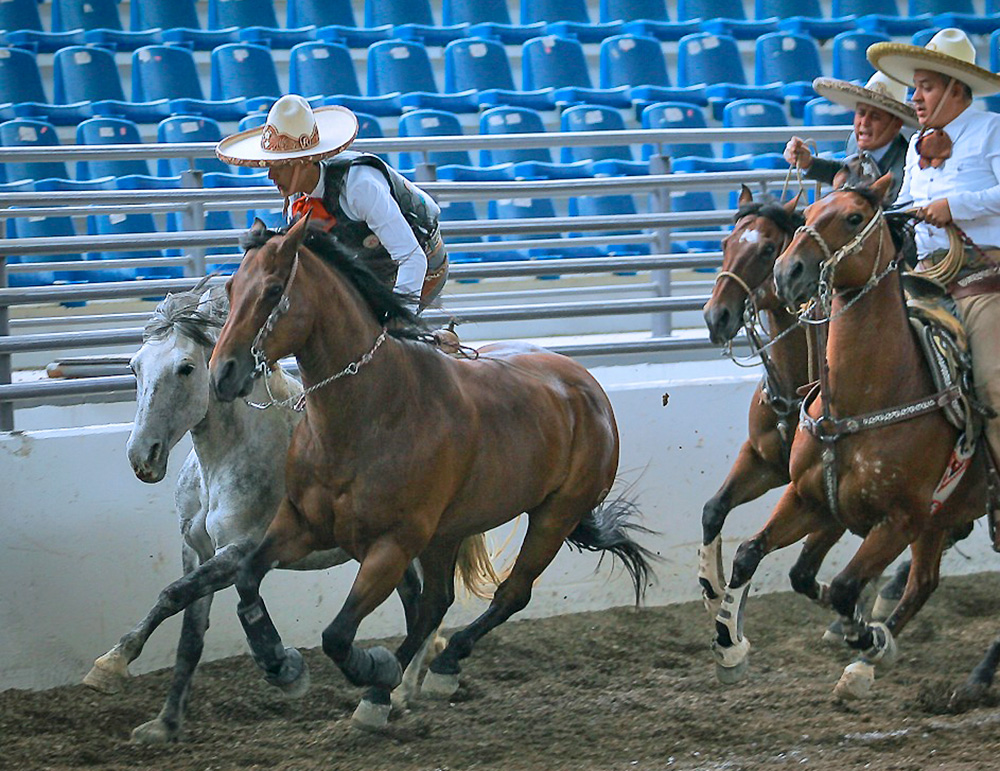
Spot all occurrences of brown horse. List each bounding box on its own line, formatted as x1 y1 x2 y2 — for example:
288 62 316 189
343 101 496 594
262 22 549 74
712 173 986 699
208 215 655 723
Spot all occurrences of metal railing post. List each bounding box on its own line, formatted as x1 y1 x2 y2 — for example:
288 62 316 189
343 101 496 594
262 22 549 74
180 169 207 276
649 153 672 337
415 162 438 183
0 253 12 430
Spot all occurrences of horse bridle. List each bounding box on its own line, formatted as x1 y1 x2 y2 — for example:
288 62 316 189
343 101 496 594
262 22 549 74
244 246 387 412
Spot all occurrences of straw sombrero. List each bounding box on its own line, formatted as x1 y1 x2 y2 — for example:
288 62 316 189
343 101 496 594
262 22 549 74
812 71 918 127
868 28 1000 97
216 95 359 167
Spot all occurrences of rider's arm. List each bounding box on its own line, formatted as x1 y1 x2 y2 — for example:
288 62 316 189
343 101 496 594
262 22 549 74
342 165 427 306
945 117 1000 221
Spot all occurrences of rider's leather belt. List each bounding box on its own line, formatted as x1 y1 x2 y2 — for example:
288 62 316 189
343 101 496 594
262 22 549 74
927 246 1000 299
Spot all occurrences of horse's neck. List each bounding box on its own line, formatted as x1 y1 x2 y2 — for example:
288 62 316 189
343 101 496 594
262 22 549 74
760 305 810 389
825 273 926 414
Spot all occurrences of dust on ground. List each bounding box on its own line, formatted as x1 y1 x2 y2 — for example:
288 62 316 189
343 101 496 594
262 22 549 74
4 572 1000 771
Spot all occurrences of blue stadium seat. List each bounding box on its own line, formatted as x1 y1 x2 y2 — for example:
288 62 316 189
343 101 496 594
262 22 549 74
134 0 241 50
210 0 317 49
132 45 249 123
679 0 779 40
444 37 556 111
157 116 229 177
4 178 85 288
367 0 469 45
0 119 69 183
755 32 823 118
672 156 754 173
15 45 171 125
832 31 889 83
803 97 854 155
0 47 47 115
930 3 1000 36
640 101 713 160
289 41 362 100
603 0 701 41
363 39 478 114
522 35 631 109
568 193 649 256
435 163 515 181
2 0 86 52
92 175 184 279
211 43 282 113
52 0 162 50
397 109 472 171
670 190 724 251
445 0 545 44
523 0 622 43
762 0 857 38
512 159 595 179
437 199 489 267
560 104 648 173
721 98 788 159
288 0 356 26
479 105 552 165
75 117 151 180
488 196 566 261
842 0 934 36
601 34 707 109
911 27 941 46
676 32 784 120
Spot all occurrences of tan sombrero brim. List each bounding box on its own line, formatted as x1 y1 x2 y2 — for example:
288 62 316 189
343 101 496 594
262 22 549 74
216 105 359 167
868 41 1000 97
812 77 919 127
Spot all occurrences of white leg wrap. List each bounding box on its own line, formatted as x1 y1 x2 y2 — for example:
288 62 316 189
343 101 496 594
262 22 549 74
713 582 752 683
861 621 898 668
834 660 876 700
351 699 392 730
698 536 727 616
83 649 129 694
871 593 896 622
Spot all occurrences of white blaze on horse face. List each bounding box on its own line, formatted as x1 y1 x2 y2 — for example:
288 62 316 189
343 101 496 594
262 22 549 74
127 333 212 483
738 228 761 245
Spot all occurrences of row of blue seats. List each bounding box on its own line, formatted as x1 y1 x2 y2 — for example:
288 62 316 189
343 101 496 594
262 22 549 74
4 0 1000 51
0 95 854 185
2 26 970 128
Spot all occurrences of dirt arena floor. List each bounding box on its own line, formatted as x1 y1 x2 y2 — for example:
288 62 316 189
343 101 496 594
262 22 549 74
4 571 1000 771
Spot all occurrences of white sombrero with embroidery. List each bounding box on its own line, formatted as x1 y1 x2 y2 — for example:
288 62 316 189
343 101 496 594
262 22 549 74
812 71 919 127
216 95 359 167
868 27 1000 97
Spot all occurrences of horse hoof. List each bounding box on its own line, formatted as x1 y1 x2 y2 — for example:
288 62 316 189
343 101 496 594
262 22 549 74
864 622 898 669
834 661 875 700
266 648 310 698
351 699 392 730
82 651 128 695
822 619 843 646
130 717 177 744
871 593 895 622
715 658 749 685
422 671 460 700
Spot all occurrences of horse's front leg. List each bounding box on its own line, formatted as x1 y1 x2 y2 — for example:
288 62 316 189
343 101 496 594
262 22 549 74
83 539 253 696
713 485 824 684
700 438 790 615
829 521 922 700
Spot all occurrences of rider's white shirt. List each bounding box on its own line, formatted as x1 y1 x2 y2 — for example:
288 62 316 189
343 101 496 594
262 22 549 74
308 165 428 305
898 106 1000 256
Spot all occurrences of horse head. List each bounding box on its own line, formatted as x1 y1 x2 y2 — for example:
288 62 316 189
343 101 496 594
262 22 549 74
774 172 895 308
127 282 226 483
210 214 312 402
703 185 802 344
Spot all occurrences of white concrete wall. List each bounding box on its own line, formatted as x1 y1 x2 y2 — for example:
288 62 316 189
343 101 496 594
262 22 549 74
3 361 996 691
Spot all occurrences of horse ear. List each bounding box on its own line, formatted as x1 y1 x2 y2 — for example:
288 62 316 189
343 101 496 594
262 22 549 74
738 184 753 207
832 167 850 190
282 209 311 252
251 217 268 235
871 171 894 203
784 190 802 213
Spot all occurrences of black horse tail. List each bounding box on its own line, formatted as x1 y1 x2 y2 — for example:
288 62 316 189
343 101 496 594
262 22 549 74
565 496 658 606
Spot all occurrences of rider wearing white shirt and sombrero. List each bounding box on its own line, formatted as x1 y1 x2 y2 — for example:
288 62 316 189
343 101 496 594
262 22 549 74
869 28 1000 548
216 96 448 313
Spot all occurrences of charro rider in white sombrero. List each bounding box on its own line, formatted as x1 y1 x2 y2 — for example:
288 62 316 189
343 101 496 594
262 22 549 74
784 71 918 204
870 28 1000 550
217 95 449 312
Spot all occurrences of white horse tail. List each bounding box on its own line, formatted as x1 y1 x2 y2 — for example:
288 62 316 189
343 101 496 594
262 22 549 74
455 532 501 600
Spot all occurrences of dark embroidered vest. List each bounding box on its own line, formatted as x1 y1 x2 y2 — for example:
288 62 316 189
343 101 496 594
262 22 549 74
318 151 439 285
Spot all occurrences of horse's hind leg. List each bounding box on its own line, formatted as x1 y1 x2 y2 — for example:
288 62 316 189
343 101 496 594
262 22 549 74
701 440 789 615
950 633 1000 712
84 539 252 696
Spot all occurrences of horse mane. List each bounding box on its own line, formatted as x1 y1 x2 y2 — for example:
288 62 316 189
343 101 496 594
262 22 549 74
144 276 228 348
734 198 804 236
240 223 428 341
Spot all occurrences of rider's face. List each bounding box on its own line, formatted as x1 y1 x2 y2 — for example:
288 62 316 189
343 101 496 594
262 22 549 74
268 164 318 197
853 105 902 152
911 69 968 128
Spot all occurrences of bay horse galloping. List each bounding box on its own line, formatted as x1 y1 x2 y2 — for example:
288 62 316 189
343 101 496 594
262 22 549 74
209 215 655 725
712 173 987 699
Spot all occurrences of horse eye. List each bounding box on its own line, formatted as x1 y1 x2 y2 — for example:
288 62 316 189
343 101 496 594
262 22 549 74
759 242 775 257
264 283 283 299
178 362 195 377
847 213 864 227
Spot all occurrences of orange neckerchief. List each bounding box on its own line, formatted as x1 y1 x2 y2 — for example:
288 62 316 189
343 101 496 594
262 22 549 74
290 195 337 231
916 128 952 169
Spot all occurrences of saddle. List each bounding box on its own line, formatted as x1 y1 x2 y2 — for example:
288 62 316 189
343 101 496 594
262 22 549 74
903 273 987 441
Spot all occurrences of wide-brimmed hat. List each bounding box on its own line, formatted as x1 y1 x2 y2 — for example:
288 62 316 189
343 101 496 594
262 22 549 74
812 71 918 127
868 27 1000 97
216 95 358 167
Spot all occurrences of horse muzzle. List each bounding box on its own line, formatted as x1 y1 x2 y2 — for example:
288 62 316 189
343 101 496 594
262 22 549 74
703 299 742 345
774 254 819 308
210 355 255 402
127 440 167 484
